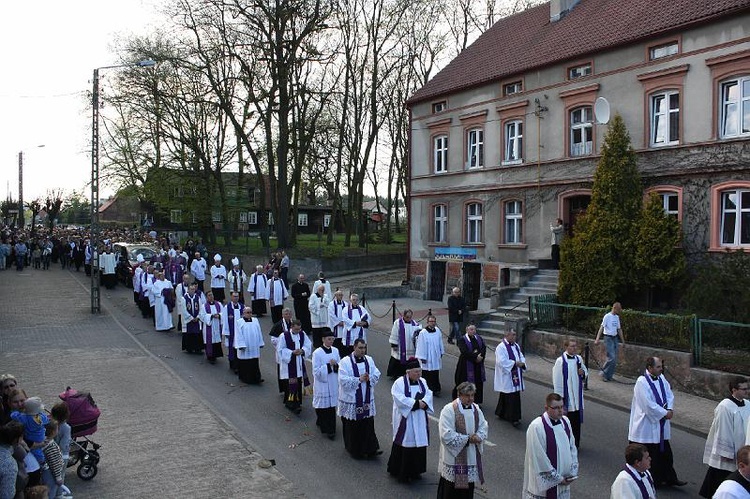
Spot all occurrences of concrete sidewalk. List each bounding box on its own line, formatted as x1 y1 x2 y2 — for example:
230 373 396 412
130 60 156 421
0 267 299 498
361 296 717 438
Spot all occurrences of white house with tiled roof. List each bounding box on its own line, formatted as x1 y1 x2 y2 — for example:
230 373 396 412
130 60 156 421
406 0 750 308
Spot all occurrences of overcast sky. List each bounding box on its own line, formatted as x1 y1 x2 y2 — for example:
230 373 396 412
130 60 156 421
0 0 162 202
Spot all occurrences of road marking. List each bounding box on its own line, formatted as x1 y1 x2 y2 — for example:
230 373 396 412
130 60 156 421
427 414 496 447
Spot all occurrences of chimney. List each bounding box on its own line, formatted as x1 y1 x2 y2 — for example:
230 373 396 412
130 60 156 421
550 0 580 22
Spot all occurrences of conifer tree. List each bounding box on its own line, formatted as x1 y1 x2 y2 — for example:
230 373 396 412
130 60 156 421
558 114 642 305
635 192 686 305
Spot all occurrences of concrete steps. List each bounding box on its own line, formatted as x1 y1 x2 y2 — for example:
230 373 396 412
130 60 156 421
476 269 559 344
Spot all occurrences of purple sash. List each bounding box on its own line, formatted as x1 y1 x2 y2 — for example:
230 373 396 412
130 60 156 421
623 465 654 499
185 294 201 333
226 303 243 361
346 306 369 345
162 287 175 312
350 355 371 420
463 334 486 383
541 414 572 499
139 271 149 300
394 376 429 445
644 373 668 451
397 318 418 364
561 354 584 423
504 340 523 388
204 301 222 357
284 331 310 387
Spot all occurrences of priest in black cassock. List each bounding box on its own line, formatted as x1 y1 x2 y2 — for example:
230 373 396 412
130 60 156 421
290 273 313 333
338 339 382 459
453 324 487 404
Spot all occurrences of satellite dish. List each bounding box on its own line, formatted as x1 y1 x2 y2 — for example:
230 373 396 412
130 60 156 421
594 97 610 124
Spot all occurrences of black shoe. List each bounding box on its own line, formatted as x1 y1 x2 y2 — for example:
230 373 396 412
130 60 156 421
447 338 455 344
512 420 522 428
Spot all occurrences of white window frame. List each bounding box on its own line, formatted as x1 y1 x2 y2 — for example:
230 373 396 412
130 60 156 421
323 214 331 228
660 193 679 218
568 63 592 79
432 101 446 113
720 189 750 246
170 209 182 224
433 204 448 243
649 42 679 60
466 203 483 244
466 128 484 169
504 81 523 96
433 135 448 173
720 77 750 139
239 212 248 223
268 212 274 225
504 200 523 244
212 211 222 223
248 211 258 225
570 106 593 157
191 212 198 224
298 213 308 227
504 120 523 164
651 90 680 146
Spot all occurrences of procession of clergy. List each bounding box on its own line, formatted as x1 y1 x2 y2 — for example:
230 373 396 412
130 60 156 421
128 253 750 499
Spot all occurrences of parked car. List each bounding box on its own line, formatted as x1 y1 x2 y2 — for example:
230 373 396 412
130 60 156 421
112 242 158 287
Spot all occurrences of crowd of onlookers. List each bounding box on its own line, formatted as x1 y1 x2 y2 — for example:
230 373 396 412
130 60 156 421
0 375 73 499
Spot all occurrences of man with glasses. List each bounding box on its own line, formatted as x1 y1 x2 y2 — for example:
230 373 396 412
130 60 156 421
700 377 750 497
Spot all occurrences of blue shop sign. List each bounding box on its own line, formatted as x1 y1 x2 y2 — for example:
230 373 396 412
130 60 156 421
435 247 477 260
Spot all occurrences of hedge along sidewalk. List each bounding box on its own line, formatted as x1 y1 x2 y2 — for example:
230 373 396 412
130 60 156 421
529 298 750 375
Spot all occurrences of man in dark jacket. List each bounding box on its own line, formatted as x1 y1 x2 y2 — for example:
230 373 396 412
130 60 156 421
447 287 467 344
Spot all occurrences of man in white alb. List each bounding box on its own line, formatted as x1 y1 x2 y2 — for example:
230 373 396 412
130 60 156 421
552 337 588 448
415 315 445 396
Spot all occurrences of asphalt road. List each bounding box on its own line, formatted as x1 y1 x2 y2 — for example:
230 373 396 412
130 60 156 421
84 272 707 499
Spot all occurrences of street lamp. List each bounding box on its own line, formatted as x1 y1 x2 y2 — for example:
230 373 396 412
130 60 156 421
90 59 156 314
17 145 45 229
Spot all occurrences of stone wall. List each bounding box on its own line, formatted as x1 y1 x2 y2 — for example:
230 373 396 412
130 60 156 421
525 328 734 401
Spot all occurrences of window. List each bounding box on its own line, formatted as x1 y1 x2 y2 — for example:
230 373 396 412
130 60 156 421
192 212 198 224
432 101 446 113
568 63 592 79
212 211 222 223
433 135 448 173
248 189 257 206
323 214 331 228
504 120 523 163
720 77 750 138
504 81 523 96
239 212 248 223
649 42 678 60
720 189 750 246
466 202 483 244
651 91 680 146
433 204 448 243
660 193 679 218
173 186 184 198
268 212 274 225
466 129 484 168
504 200 523 244
248 211 258 225
298 213 308 227
570 106 593 156
170 210 182 224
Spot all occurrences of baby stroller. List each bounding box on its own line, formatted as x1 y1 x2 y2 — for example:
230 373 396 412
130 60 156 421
59 387 102 480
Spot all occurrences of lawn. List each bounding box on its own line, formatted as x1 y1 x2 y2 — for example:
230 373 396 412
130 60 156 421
224 232 407 258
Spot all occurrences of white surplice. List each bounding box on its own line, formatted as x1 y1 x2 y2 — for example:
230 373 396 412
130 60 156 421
494 339 526 393
276 331 311 380
152 278 174 331
523 413 578 499
438 400 488 484
312 346 340 409
703 398 750 470
415 328 444 370
610 465 656 499
552 354 588 412
234 318 264 359
337 354 380 420
628 372 674 444
390 376 433 447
